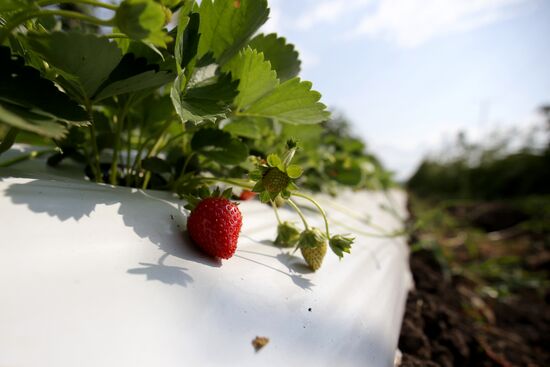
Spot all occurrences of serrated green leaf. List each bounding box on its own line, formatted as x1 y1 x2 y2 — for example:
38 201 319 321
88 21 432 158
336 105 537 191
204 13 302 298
239 78 330 125
175 2 199 74
191 128 248 165
222 47 278 110
248 33 300 82
267 153 281 167
0 103 67 139
171 73 237 123
197 0 269 65
94 69 174 102
222 118 260 139
0 46 88 122
115 0 170 47
134 93 174 133
26 32 122 100
286 164 303 179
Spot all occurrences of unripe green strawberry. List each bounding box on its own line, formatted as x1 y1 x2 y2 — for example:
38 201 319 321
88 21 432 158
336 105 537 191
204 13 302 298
262 167 290 193
275 221 301 247
299 228 328 271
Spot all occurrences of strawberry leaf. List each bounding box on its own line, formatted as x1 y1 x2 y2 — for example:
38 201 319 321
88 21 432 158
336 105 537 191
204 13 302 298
238 78 330 125
0 103 67 139
191 128 249 165
248 33 301 82
115 0 171 47
222 47 278 110
222 118 261 139
171 73 237 123
197 0 269 65
0 46 87 122
26 32 123 101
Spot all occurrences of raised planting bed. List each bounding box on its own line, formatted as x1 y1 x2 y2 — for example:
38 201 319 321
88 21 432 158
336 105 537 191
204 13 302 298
0 148 411 367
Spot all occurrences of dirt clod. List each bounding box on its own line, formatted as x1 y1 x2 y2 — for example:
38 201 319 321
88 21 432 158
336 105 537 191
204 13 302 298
252 336 269 352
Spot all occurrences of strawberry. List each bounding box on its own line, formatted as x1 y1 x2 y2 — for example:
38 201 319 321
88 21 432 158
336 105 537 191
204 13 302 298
262 167 290 193
274 221 301 248
239 189 257 201
187 196 242 259
299 228 328 271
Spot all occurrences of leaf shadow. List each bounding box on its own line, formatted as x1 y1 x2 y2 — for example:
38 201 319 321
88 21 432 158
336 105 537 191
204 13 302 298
127 253 193 286
3 178 220 287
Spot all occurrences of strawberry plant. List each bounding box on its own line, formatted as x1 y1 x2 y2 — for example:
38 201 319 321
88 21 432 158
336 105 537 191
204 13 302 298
0 0 394 270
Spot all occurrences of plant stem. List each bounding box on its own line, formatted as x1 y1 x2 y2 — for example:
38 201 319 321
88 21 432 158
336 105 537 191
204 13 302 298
100 33 130 39
180 152 195 175
0 148 56 167
287 199 309 230
84 99 102 183
37 0 118 11
192 176 255 189
270 200 283 225
110 98 131 185
292 192 330 238
0 9 114 43
317 197 392 235
125 122 134 186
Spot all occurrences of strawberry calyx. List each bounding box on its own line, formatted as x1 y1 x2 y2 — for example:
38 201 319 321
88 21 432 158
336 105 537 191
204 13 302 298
329 234 354 259
249 140 303 203
274 221 301 247
298 227 327 249
183 186 234 211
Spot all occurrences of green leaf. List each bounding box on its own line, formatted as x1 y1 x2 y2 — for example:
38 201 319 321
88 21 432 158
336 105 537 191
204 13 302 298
327 160 363 186
197 0 269 65
0 103 67 139
115 0 171 47
142 157 172 173
248 33 301 82
259 190 270 203
239 78 330 125
191 128 249 165
175 2 199 74
171 73 237 123
286 164 303 179
93 69 174 102
222 118 260 139
26 32 122 100
0 46 88 122
266 153 281 167
248 169 262 181
222 47 278 110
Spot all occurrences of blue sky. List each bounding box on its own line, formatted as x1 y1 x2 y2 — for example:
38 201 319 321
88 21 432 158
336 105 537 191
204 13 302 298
259 0 550 179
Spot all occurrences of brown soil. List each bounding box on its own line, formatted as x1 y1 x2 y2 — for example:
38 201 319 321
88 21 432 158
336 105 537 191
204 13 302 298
398 204 550 367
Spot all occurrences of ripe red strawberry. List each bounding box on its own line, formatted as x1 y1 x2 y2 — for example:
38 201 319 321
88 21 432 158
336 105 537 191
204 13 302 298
187 197 243 259
239 189 257 201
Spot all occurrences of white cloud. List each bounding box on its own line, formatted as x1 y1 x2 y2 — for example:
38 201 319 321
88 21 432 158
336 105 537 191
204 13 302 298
295 0 373 30
348 0 534 47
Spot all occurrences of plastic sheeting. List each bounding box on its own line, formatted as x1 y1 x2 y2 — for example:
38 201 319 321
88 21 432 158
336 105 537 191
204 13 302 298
0 148 412 367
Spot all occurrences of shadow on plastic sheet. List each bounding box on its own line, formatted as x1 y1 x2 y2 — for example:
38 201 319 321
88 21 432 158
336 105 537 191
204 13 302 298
2 179 220 287
238 235 316 290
